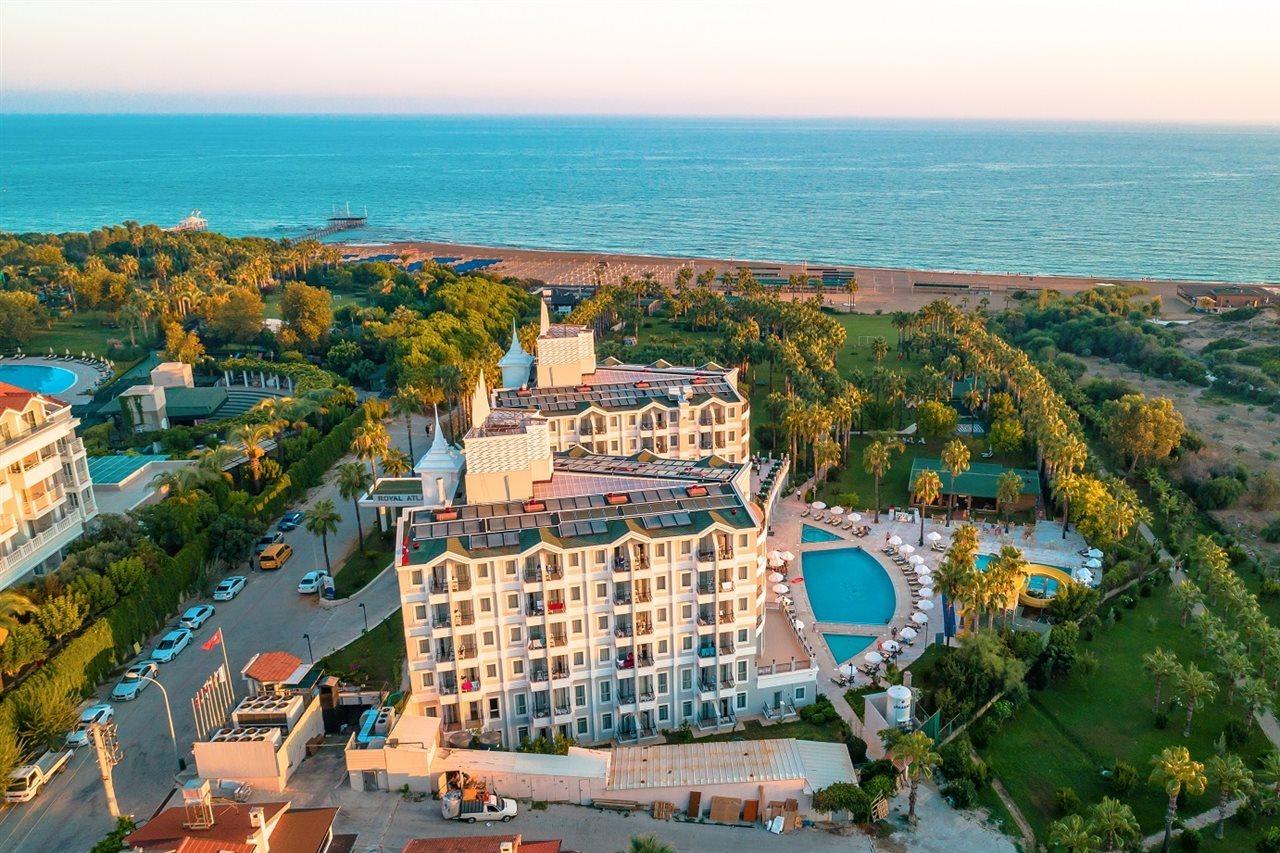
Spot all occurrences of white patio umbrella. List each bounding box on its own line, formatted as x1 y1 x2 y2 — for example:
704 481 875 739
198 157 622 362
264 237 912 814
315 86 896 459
919 587 935 599
849 513 862 523
781 551 795 562
911 611 929 625
769 572 785 583
830 506 844 515
908 554 925 565
811 501 827 510
899 626 918 641
914 564 932 577
793 619 805 631
1085 558 1102 569
864 651 884 666
1086 547 1103 559
881 640 901 654
899 544 915 555
768 549 783 560
841 662 858 678
917 599 935 611
767 556 784 568
1073 568 1094 584
927 531 943 543
773 583 790 595
888 535 903 547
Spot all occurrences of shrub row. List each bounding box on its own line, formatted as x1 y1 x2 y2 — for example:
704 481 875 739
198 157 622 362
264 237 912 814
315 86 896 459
251 403 361 519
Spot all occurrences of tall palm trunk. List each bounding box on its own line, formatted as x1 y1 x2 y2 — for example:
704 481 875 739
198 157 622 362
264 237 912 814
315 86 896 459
1162 794 1177 851
351 497 365 547
320 533 331 573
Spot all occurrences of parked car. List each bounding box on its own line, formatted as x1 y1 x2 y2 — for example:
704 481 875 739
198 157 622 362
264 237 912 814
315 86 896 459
150 628 193 663
255 532 284 555
66 704 114 748
297 570 331 594
110 661 159 701
258 543 293 570
180 604 215 630
213 576 247 601
277 511 305 532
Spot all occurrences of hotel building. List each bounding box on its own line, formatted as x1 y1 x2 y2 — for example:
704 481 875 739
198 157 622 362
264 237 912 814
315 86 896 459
0 383 97 590
381 308 812 748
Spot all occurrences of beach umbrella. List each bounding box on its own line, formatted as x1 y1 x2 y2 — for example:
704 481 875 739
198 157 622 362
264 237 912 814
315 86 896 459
919 586 935 599
793 619 805 631
1085 558 1102 569
1086 547 1103 559
908 554 925 565
911 611 929 625
781 551 795 562
927 531 943 543
914 564 932 577
888 535 903 547
917 599 935 612
767 556 784 569
772 583 790 594
900 626 918 641
849 513 862 523
811 501 827 510
768 549 782 560
1073 568 1094 584
769 572 785 583
864 651 883 666
830 506 844 515
899 544 915 555
881 640 901 654
841 663 857 678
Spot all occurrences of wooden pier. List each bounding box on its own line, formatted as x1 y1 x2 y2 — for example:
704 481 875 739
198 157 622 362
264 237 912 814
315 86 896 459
298 204 368 240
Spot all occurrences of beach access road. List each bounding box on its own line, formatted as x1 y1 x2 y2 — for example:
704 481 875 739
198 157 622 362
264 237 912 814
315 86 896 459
0 413 425 853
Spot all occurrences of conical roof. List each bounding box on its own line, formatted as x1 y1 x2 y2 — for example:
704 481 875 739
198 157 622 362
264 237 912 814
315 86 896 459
415 407 464 474
498 321 533 369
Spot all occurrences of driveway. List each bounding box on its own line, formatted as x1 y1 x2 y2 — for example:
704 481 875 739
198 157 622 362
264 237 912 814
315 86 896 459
0 413 425 851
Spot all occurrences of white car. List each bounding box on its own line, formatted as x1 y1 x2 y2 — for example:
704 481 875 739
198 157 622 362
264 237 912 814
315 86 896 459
213 575 247 601
150 628 193 663
66 704 114 748
180 604 215 630
296 570 331 594
110 661 158 701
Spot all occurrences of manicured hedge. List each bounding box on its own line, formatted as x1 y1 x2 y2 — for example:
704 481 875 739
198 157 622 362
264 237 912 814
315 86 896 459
251 403 362 519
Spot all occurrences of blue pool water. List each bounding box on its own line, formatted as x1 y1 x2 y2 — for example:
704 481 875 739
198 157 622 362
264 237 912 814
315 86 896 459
801 524 843 543
1025 575 1062 598
976 553 994 571
823 634 878 665
0 364 78 395
800 547 896 625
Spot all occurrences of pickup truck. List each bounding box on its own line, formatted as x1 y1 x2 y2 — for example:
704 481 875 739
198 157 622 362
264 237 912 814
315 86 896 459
441 789 517 823
5 749 73 803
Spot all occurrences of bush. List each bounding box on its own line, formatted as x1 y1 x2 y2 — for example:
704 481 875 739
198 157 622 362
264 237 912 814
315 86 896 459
1196 476 1246 510
1155 711 1170 730
1108 760 1138 795
969 717 998 749
1234 798 1258 828
862 773 896 802
943 778 977 809
812 782 871 820
1055 786 1083 816
1258 826 1280 853
1177 827 1201 850
1221 720 1250 749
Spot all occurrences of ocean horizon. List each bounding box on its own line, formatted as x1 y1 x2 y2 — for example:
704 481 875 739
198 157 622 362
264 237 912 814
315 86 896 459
2 114 1278 282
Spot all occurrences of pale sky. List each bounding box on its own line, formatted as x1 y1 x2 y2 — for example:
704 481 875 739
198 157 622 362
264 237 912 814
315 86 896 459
3 0 1279 123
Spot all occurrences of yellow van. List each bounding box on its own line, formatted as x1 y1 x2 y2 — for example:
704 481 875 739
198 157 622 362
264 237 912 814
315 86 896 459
258 543 293 570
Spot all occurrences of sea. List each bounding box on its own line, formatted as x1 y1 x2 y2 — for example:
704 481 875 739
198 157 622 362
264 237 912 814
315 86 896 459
2 115 1278 282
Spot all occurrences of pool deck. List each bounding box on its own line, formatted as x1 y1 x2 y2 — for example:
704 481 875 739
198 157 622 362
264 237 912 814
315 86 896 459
0 356 111 406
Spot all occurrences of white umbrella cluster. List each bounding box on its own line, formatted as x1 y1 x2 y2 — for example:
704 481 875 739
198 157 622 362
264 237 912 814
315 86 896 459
927 531 943 543
889 535 903 547
769 571 785 583
811 501 827 510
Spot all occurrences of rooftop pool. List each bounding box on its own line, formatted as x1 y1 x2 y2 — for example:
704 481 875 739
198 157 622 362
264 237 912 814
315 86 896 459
800 546 895 625
801 524 843 543
823 633 878 665
0 364 78 395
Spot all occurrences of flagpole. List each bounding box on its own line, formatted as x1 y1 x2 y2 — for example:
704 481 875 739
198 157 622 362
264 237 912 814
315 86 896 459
218 627 235 701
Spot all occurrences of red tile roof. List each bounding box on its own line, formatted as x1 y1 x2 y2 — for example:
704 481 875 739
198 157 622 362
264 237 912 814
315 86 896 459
125 802 288 851
402 837 562 853
0 382 37 414
243 651 303 684
268 807 338 853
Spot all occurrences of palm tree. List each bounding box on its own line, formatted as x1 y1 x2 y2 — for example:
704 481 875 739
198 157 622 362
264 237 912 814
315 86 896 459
933 530 977 643
336 462 373 548
1142 648 1181 715
622 835 675 853
304 499 342 574
363 397 390 424
1087 797 1139 852
232 422 278 489
1175 664 1219 737
995 469 1023 533
911 468 942 546
1206 753 1253 839
1151 746 1207 852
889 730 940 823
940 438 970 527
351 421 390 483
1171 581 1202 627
862 437 903 523
381 448 412 478
390 386 424 462
0 592 36 646
1048 813 1098 852
1258 750 1280 803
1237 677 1272 726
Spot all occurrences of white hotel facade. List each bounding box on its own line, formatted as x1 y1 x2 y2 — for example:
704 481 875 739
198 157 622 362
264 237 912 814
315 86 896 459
372 305 814 748
0 383 97 590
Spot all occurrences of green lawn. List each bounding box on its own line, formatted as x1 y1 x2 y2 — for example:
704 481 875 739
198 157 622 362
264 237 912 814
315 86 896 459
25 310 129 355
333 534 394 598
833 313 920 379
320 608 404 688
978 584 1274 842
262 287 366 320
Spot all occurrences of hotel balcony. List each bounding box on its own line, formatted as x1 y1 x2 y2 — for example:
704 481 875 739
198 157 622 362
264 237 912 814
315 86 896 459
698 679 717 699
718 609 734 625
529 668 549 684
636 653 654 669
696 550 716 564
0 512 83 590
0 407 71 455
456 645 477 660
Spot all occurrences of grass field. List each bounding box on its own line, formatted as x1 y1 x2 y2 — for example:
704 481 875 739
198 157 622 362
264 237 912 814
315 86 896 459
833 313 921 379
978 583 1274 842
320 608 404 689
332 534 394 598
24 310 129 355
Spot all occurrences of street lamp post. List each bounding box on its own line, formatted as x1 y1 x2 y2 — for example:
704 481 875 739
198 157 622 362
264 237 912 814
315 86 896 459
359 602 368 633
303 633 314 663
139 676 186 772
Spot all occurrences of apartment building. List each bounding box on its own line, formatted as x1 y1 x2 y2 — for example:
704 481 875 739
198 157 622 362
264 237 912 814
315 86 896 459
493 304 751 463
0 383 97 590
393 377 812 748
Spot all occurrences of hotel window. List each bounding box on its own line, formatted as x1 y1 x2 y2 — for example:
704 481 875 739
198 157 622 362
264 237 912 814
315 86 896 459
658 673 668 694
478 562 489 579
729 407 737 417
596 582 607 598
573 619 583 635
736 692 747 710
729 431 736 441
658 704 669 722
597 615 608 631
681 669 692 690
656 576 666 590
505 560 517 577
628 415 636 425
570 553 580 567
420 673 432 688
681 541 691 554
611 441 619 452
595 550 606 564
738 597 748 612
518 725 529 742
737 661 747 681
738 534 748 547
481 598 492 613
680 572 691 588
682 701 693 718
486 664 497 679
656 543 666 557
571 587 581 601
681 604 692 620
657 608 667 623
739 566 747 580
601 713 613 731
410 570 423 586
682 636 692 651
417 639 430 655
510 626 522 643
575 685 586 707
628 440 637 451
516 695 527 715
599 648 610 663
738 629 748 643
658 640 668 654
600 682 611 702
513 660 524 675
413 605 428 622
507 593 519 610
489 698 500 719
577 718 588 735
795 687 806 700
574 651 584 666
483 631 494 646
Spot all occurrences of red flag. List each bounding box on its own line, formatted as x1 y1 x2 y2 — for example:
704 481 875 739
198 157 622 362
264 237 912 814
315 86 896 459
202 627 223 651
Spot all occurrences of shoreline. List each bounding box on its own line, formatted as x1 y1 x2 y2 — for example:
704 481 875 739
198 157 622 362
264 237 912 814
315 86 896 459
337 238 1277 307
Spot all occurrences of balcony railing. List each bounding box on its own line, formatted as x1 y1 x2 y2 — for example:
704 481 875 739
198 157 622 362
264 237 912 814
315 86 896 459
614 626 633 639
718 611 734 624
612 557 631 573
0 513 81 575
459 679 481 693
530 670 548 683
719 642 735 654
0 407 71 454
457 645 477 660
454 611 475 626
551 667 569 680
697 646 717 659
696 550 716 563
613 594 632 606
635 622 652 636
635 589 651 603
698 679 716 693
549 634 567 647
435 647 455 661
697 581 716 595
636 655 654 669
617 692 636 706
546 600 566 614
431 613 452 628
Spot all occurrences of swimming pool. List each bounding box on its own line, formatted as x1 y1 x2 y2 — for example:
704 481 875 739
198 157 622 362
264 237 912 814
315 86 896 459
1024 574 1062 599
0 364 78 395
801 524 843 543
800 547 896 625
823 633 878 664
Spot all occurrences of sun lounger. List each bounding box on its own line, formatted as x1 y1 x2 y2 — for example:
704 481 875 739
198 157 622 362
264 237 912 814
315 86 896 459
801 509 810 517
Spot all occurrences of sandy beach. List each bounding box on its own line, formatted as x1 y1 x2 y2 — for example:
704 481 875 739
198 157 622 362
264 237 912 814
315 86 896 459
339 239 1270 313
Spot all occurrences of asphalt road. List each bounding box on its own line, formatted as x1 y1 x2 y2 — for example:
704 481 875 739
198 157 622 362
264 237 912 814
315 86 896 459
0 413 423 851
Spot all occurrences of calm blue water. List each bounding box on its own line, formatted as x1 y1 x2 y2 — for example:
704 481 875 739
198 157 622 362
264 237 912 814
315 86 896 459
801 524 843 543
0 364 77 394
1025 575 1062 599
800 547 896 625
823 633 878 665
2 116 1278 281
976 553 994 571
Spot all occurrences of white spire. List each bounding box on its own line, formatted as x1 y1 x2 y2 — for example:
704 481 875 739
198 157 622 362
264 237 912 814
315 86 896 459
539 298 550 336
470 371 491 427
498 320 534 389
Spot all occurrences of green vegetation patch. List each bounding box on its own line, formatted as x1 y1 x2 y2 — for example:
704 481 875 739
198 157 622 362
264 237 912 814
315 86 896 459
321 608 404 688
333 535 395 598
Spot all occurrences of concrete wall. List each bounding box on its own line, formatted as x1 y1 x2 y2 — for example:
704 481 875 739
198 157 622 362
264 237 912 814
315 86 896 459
194 698 325 792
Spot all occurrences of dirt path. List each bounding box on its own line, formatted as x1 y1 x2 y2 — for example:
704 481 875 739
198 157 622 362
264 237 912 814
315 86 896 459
975 746 1037 851
1140 798 1244 849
